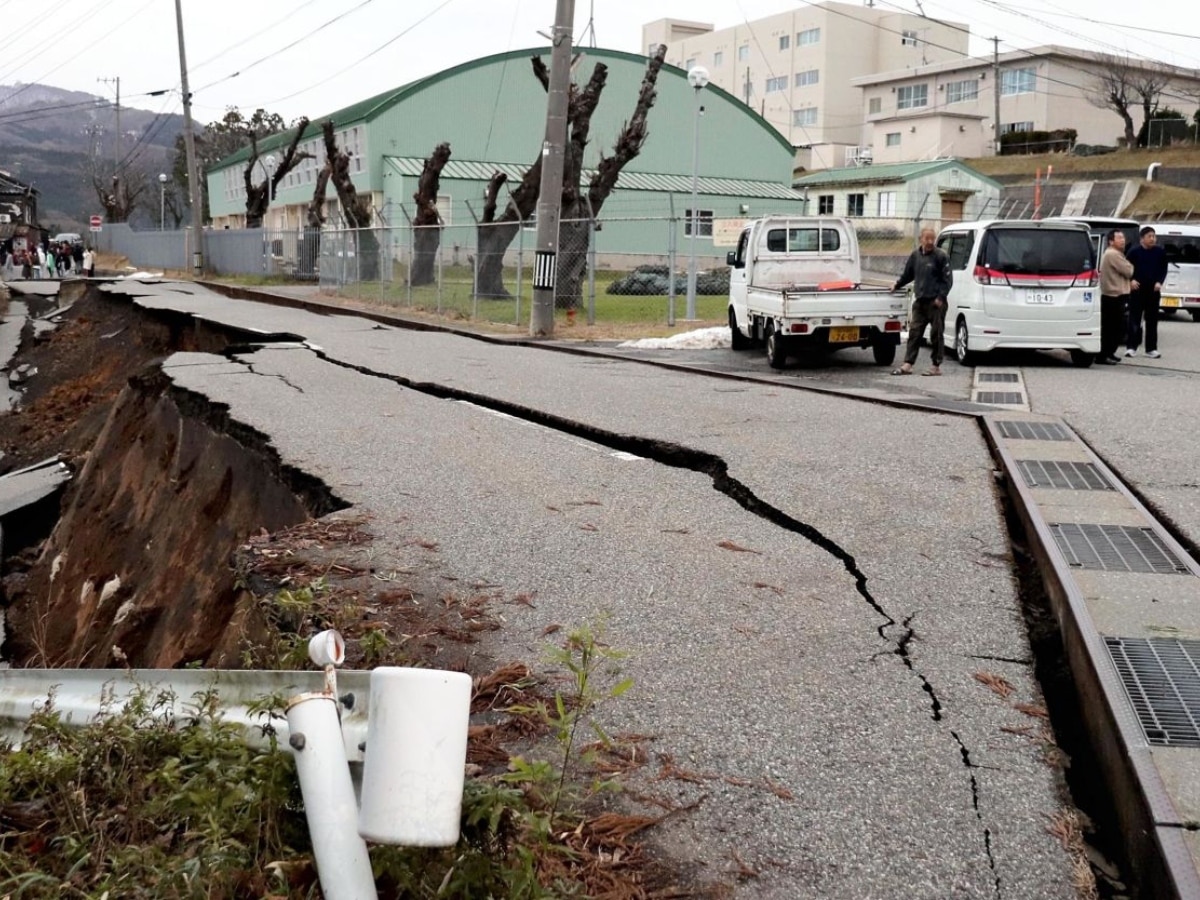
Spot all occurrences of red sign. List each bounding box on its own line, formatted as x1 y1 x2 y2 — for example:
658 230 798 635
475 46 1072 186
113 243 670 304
89 215 102 227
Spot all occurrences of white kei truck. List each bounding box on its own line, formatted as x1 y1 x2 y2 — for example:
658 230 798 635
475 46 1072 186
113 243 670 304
726 216 908 369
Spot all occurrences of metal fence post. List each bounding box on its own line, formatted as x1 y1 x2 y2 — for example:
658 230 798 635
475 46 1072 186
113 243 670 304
667 194 677 327
399 206 414 308
465 200 481 320
585 196 597 326
515 211 524 327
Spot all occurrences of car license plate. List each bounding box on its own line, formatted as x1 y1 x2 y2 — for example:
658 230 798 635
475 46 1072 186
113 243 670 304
828 326 859 343
1162 296 1181 308
1025 290 1055 304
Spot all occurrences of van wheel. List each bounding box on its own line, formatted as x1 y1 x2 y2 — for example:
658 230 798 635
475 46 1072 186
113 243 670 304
1191 310 1200 323
871 335 896 366
1070 350 1095 368
954 318 977 366
765 323 789 369
729 308 751 350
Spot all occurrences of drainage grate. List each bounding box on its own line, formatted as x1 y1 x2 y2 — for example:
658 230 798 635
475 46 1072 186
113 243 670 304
1106 637 1200 747
1017 459 1112 491
978 372 1020 383
996 420 1070 441
975 391 1025 405
1050 523 1191 574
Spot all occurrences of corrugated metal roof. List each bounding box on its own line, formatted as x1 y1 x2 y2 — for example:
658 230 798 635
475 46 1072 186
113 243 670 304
793 159 1001 190
386 157 802 199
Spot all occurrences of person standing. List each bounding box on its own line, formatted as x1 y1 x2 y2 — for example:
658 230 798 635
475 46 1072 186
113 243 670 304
82 246 95 277
1097 230 1134 364
1125 225 1168 359
891 226 953 376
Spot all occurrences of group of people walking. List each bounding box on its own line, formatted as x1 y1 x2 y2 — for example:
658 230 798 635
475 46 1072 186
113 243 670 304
1098 226 1169 364
0 238 94 281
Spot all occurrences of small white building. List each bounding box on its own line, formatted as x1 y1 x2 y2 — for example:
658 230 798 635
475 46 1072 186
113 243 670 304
792 159 1002 229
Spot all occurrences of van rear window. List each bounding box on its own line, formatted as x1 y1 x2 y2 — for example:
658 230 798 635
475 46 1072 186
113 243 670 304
979 228 1094 275
766 228 841 253
1160 234 1200 264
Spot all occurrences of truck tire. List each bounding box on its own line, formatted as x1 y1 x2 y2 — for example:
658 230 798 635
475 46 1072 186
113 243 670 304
765 323 789 369
729 307 751 350
871 336 896 366
1070 349 1094 368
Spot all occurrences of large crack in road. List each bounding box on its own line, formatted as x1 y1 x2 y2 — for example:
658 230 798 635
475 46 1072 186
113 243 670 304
240 340 1007 895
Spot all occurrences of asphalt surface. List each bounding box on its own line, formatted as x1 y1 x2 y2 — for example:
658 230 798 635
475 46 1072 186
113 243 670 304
75 279 1112 898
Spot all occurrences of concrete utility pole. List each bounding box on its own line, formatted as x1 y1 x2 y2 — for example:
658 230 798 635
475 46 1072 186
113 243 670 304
98 76 120 191
992 36 1001 156
529 0 575 338
175 0 205 277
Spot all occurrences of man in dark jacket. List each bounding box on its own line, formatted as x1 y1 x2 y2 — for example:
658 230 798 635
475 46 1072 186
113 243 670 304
1125 226 1169 358
892 227 953 375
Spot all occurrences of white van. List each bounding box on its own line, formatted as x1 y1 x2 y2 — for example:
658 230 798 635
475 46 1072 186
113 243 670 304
935 219 1100 367
1154 223 1200 321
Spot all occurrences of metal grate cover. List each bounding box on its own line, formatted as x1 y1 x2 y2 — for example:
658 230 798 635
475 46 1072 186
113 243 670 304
975 391 1025 405
1051 523 1191 574
1106 637 1200 747
1018 459 1112 491
978 372 1020 383
996 420 1069 440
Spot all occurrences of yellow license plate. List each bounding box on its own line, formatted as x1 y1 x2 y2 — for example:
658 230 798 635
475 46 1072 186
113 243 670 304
828 326 860 343
1162 296 1181 308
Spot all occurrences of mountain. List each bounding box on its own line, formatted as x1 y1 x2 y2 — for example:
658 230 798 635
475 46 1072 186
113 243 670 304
0 83 185 233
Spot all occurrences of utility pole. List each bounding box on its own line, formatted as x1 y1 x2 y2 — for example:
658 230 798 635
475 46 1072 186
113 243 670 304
992 37 1001 156
98 76 120 204
175 0 204 277
529 0 575 338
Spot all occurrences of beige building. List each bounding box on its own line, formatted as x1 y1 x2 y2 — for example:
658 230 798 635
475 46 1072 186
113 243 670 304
853 46 1200 163
643 1 969 166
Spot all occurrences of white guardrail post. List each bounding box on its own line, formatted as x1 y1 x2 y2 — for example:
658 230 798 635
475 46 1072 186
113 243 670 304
0 630 473 900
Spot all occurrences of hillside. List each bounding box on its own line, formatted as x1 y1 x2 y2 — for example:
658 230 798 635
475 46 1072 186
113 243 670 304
0 84 184 233
964 147 1200 218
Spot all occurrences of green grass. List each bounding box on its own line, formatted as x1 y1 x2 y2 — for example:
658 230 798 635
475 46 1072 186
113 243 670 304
329 264 728 326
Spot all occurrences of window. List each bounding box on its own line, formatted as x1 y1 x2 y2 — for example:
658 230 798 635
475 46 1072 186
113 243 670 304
794 69 819 87
798 27 820 45
877 191 897 216
793 107 818 126
979 228 1094 275
945 79 979 104
885 132 901 146
1000 121 1035 134
896 84 928 110
779 34 790 51
1001 67 1036 95
901 29 919 46
937 232 977 270
818 195 834 214
868 97 882 115
684 209 713 237
847 194 865 217
737 44 749 61
766 227 842 253
436 195 452 226
766 76 788 93
713 50 723 66
685 57 696 70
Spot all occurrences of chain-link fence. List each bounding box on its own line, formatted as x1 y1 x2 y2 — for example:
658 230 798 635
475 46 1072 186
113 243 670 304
95 214 973 328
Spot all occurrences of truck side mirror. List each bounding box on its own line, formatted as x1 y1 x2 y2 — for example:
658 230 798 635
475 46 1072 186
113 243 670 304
726 251 744 269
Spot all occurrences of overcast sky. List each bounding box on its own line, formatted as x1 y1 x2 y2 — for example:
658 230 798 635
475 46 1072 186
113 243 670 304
4 0 1198 125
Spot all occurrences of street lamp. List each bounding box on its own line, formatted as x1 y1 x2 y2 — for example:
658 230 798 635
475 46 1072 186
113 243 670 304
265 154 277 224
685 65 709 321
264 154 277 275
158 173 168 230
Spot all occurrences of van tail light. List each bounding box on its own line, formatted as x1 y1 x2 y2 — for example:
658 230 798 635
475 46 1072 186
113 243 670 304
1079 269 1098 287
974 265 996 285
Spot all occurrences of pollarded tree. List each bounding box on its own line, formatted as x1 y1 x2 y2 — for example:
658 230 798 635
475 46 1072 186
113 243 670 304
474 45 667 304
243 118 312 228
411 142 451 286
1087 54 1171 148
174 107 288 222
321 120 379 280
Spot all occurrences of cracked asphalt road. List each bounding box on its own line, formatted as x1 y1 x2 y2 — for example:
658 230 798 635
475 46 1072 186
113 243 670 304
112 280 1077 898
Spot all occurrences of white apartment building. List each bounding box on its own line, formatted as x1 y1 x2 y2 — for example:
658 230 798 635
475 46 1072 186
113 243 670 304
643 1 969 167
853 46 1200 164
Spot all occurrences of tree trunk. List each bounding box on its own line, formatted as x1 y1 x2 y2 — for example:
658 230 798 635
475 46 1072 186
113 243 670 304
244 119 312 229
411 142 451 286
555 218 590 309
476 219 521 298
322 121 379 280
